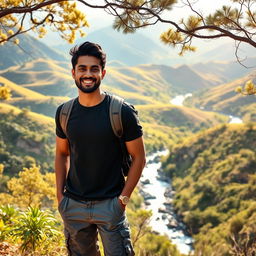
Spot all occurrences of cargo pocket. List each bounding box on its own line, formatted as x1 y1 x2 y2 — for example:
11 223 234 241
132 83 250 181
120 227 135 256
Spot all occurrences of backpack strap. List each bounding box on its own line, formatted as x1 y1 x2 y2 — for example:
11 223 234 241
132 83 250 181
109 95 124 138
59 98 76 137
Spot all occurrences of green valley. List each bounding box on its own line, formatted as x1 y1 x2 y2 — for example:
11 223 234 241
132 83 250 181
161 123 256 255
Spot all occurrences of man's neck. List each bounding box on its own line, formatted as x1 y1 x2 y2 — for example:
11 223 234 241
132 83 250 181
78 89 105 107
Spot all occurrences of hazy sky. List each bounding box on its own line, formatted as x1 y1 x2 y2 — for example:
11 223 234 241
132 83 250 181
80 0 233 31
38 0 239 59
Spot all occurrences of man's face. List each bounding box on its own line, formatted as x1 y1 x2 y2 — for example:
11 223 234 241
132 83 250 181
72 55 106 94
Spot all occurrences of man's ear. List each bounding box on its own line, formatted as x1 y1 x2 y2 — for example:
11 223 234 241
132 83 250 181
102 69 106 79
71 69 75 79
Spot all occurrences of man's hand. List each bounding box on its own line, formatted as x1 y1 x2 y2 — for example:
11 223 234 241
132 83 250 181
118 198 126 210
57 193 64 205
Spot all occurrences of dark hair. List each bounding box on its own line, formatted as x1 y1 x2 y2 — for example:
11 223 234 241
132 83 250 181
69 41 106 70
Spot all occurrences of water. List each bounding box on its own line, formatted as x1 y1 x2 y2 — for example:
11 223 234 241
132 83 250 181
140 151 193 255
229 115 243 124
144 95 243 254
170 93 192 106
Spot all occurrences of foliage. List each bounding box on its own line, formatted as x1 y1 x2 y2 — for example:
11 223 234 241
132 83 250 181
0 165 56 209
0 0 88 44
11 207 60 253
236 80 256 95
0 190 183 255
0 86 11 100
161 123 256 255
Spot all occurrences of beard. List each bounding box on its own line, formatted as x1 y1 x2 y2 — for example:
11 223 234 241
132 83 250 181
75 77 101 93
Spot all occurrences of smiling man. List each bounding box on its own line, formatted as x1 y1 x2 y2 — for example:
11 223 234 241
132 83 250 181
55 42 146 256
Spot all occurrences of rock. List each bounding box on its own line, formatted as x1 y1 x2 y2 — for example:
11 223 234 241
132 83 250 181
167 219 179 229
141 179 150 185
145 201 151 206
158 207 169 214
140 191 156 200
156 175 170 183
164 188 174 198
163 200 173 207
162 214 167 220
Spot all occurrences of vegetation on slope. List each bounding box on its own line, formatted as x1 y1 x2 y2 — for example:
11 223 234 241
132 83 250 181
184 72 256 122
161 123 256 255
0 103 55 176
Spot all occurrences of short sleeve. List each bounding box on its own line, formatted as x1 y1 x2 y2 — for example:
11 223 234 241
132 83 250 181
55 104 67 139
121 102 143 142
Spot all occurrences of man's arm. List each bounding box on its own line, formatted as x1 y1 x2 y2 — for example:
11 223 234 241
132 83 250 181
120 136 146 204
55 136 70 204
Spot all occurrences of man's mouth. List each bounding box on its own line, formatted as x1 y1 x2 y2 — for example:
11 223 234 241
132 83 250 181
80 77 96 86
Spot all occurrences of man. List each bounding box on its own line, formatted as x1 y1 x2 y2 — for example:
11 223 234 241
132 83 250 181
55 41 146 256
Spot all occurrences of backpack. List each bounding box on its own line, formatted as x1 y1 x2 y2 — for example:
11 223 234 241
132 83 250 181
59 94 132 176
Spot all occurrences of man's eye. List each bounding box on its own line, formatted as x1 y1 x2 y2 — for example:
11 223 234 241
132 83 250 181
91 68 99 72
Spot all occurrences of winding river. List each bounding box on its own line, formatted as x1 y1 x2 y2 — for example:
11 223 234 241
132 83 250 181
140 151 193 254
139 94 243 254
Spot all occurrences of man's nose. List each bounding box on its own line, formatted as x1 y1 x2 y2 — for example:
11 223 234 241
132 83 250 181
84 69 92 76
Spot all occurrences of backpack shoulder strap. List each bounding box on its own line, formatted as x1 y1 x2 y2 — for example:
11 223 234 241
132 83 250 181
59 98 75 137
109 95 124 138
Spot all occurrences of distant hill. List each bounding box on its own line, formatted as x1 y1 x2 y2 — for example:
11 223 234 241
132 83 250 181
54 26 170 66
0 58 216 105
192 59 255 85
184 71 256 121
0 33 67 70
197 41 256 63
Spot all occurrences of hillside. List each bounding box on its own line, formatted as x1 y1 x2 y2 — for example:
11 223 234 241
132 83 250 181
137 104 228 132
192 59 254 85
0 33 66 69
0 59 76 97
0 76 69 117
0 103 55 176
0 58 214 103
103 63 214 102
184 71 256 122
161 123 256 255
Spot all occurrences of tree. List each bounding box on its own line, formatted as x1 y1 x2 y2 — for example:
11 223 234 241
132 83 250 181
236 80 256 95
0 0 89 44
1 0 256 56
1 165 56 208
0 86 11 100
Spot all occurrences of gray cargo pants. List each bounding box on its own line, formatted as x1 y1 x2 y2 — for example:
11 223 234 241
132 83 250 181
58 196 135 256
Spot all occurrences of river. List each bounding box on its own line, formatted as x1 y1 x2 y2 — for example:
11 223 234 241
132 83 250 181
140 151 193 254
139 94 243 254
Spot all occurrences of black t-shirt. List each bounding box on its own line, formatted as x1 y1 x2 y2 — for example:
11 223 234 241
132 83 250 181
55 93 143 201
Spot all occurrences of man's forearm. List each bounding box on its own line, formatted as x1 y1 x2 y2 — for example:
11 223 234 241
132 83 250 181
121 155 146 198
55 154 69 202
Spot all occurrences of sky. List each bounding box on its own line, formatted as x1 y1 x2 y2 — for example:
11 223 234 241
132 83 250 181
37 0 247 63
